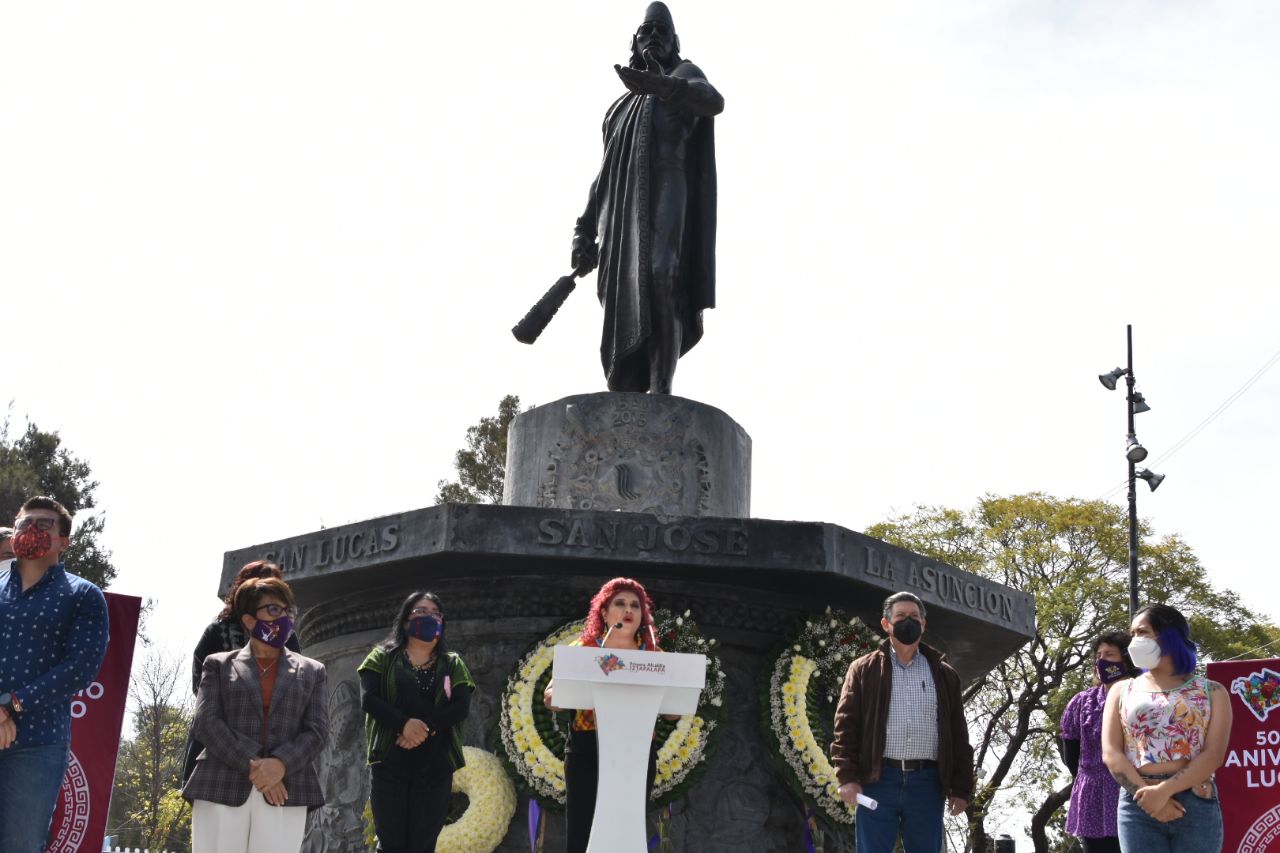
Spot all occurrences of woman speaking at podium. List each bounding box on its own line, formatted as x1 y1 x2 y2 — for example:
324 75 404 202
544 577 664 853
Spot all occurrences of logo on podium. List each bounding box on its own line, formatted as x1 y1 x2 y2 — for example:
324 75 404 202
596 654 625 675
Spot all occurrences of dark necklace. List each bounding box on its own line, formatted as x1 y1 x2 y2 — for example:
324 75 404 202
406 649 439 694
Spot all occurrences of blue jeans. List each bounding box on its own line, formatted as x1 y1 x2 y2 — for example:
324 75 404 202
1117 787 1222 853
856 765 945 853
0 742 69 853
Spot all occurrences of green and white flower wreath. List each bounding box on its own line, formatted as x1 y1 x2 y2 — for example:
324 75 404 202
438 747 518 853
498 609 726 808
763 607 880 826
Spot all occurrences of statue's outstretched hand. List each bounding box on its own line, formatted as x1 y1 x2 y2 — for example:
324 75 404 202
571 233 598 275
614 50 677 98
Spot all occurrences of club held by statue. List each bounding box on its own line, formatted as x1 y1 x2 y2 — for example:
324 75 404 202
511 269 587 344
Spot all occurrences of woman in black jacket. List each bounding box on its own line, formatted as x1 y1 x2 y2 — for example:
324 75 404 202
359 591 475 853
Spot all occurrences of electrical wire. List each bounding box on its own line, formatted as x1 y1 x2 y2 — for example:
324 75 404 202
1217 634 1280 663
1147 346 1280 468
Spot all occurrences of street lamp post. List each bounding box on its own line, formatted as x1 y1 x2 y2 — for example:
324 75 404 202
1124 328 1139 620
1098 325 1164 622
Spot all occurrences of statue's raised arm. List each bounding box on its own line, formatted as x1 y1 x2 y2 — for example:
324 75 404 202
614 49 724 118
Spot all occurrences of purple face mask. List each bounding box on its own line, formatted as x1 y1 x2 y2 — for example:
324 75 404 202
252 616 295 649
1097 657 1128 685
407 615 442 642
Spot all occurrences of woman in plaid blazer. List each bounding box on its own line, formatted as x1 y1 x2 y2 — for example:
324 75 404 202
183 576 329 853
183 560 303 786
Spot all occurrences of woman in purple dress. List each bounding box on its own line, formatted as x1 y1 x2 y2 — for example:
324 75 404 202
1060 630 1140 853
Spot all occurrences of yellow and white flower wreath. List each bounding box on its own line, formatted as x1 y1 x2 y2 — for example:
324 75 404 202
765 608 879 826
438 747 518 853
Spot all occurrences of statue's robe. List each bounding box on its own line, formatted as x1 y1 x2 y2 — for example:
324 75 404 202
580 60 718 392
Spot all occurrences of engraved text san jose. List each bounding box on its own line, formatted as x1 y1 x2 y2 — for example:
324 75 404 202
536 516 748 556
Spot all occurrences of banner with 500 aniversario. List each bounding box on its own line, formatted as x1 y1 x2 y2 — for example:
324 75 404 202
1207 658 1280 853
46 592 141 853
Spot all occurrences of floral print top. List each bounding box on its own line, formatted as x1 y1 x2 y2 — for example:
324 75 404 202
1118 675 1212 767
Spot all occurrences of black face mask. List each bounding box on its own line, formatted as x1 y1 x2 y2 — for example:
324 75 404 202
891 617 923 645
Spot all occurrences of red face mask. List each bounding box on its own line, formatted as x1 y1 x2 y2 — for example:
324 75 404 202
12 526 53 560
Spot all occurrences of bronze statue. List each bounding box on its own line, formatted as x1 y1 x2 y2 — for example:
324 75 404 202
575 2 723 395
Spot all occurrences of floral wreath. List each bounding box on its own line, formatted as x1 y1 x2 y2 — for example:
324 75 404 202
497 608 726 809
437 747 518 853
762 606 880 827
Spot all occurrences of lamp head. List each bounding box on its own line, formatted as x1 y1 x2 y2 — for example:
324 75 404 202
1099 367 1128 391
1136 468 1165 492
1125 437 1148 463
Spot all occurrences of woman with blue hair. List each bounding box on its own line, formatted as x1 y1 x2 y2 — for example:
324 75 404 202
1102 603 1232 852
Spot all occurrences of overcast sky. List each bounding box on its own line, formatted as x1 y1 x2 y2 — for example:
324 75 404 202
3 0 1278 814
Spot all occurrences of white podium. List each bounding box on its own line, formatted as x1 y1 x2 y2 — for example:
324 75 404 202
552 645 706 853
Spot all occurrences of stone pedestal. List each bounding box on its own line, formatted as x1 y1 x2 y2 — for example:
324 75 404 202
503 393 751 518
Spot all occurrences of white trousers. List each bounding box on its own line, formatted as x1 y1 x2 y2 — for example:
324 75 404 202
192 790 307 853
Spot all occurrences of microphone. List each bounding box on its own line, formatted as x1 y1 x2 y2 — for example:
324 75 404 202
647 623 658 651
599 622 624 647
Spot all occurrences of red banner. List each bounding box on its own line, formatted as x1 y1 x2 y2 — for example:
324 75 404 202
1207 658 1280 853
46 592 142 853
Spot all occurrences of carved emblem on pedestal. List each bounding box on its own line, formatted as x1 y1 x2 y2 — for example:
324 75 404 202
539 397 712 519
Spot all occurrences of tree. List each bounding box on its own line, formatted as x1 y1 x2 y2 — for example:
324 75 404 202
108 650 193 853
867 493 1280 853
0 412 116 587
435 395 524 505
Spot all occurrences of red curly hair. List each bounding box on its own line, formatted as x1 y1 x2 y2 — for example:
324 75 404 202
579 577 659 649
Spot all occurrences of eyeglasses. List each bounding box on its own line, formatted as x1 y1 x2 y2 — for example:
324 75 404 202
14 517 58 533
256 604 298 619
409 608 440 618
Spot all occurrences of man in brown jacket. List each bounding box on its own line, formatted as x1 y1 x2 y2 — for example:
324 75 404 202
830 591 974 853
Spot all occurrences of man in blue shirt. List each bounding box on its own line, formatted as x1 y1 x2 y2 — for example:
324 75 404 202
0 496 109 853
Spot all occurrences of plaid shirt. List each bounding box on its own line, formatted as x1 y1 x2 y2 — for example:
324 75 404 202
883 649 939 761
